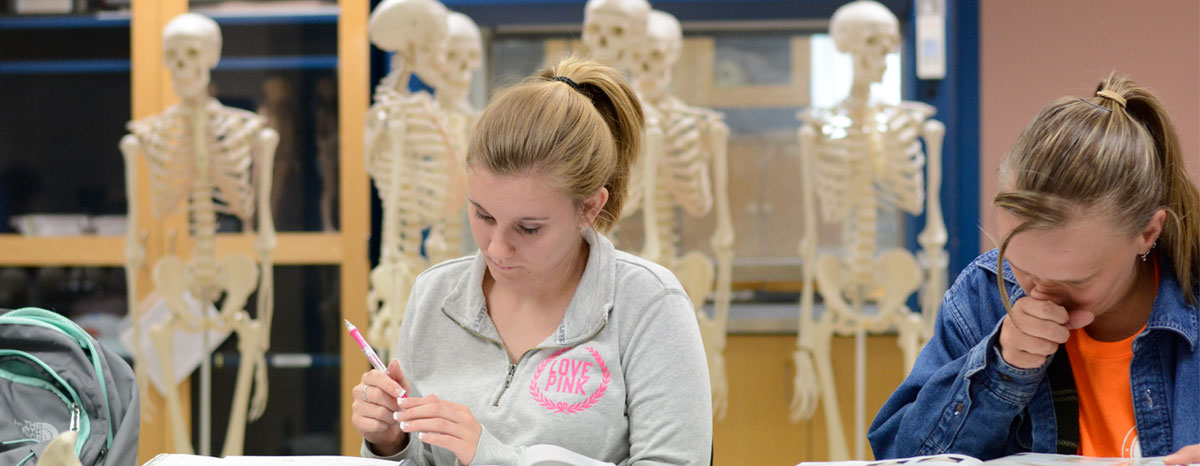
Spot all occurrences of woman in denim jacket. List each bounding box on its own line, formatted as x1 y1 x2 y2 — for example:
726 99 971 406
869 75 1200 463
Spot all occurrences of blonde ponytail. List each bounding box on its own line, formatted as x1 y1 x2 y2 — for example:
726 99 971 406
466 56 643 233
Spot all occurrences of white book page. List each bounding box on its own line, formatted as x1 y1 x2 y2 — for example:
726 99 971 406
983 453 1169 466
143 454 409 466
143 455 224 466
516 444 617 466
796 454 984 466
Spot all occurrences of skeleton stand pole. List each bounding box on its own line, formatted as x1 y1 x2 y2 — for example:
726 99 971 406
201 329 211 456
853 290 865 460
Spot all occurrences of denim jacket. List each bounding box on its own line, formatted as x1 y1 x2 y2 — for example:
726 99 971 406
869 249 1200 460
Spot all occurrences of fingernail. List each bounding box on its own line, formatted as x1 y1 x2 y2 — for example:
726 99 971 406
392 411 400 422
400 421 410 430
418 432 426 441
396 388 406 398
397 397 405 406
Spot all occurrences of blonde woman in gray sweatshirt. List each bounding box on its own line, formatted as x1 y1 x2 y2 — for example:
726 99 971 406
351 56 713 466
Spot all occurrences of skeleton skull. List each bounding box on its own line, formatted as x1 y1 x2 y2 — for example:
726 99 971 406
582 0 650 70
830 0 899 87
631 10 681 102
369 0 449 86
439 12 482 97
163 13 222 102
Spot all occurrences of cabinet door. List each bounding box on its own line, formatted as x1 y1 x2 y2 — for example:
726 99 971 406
0 16 131 235
198 6 341 233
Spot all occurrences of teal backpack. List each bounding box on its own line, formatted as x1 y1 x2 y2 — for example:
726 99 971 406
0 307 140 465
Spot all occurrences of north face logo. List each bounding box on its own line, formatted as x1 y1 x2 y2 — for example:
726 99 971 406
14 419 59 442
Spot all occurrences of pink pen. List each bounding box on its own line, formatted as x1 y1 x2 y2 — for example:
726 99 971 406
344 319 406 398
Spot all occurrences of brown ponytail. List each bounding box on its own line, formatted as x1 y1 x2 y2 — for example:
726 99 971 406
466 56 644 232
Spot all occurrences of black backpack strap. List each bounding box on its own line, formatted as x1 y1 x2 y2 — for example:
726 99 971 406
1046 345 1079 454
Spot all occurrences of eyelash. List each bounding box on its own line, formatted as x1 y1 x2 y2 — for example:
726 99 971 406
474 211 540 235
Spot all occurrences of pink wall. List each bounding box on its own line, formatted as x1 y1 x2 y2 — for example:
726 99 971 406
979 0 1200 250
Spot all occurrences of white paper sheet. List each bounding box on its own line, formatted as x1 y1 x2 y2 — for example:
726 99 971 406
119 291 231 395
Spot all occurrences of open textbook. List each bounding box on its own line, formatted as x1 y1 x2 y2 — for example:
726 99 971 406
797 453 1172 466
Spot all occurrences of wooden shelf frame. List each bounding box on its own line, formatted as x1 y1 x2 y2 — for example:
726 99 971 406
0 233 347 266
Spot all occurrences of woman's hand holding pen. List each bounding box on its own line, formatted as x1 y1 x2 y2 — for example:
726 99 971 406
999 295 1093 369
352 359 412 456
396 394 483 465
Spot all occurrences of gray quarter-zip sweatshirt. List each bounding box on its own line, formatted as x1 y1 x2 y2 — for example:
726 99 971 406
362 228 712 465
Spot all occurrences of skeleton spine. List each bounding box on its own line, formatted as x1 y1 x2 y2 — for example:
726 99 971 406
190 111 220 302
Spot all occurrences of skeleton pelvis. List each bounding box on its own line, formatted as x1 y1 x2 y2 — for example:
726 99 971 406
151 252 261 328
671 251 715 311
814 249 921 323
696 309 727 348
368 262 417 320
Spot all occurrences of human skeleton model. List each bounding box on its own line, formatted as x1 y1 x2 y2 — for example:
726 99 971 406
364 0 459 356
426 11 482 265
789 1 946 460
582 0 657 232
120 13 278 456
628 10 735 421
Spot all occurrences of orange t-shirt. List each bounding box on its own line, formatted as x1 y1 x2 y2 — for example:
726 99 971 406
1064 325 1144 457
1064 261 1158 457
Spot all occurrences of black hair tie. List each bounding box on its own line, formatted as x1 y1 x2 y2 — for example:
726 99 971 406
551 75 580 91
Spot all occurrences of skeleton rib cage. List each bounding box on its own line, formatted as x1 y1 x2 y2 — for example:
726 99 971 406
661 100 715 217
650 98 721 261
128 101 268 302
802 102 934 284
805 102 931 220
129 101 265 223
366 91 458 264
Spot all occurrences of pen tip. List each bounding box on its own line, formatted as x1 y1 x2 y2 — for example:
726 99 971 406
344 319 355 330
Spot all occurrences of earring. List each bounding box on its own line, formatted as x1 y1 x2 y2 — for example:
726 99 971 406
1141 241 1158 262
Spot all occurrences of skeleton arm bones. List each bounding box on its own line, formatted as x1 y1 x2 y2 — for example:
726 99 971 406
704 115 733 325
639 113 666 263
119 134 152 416
790 122 821 421
247 126 279 422
916 119 947 337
